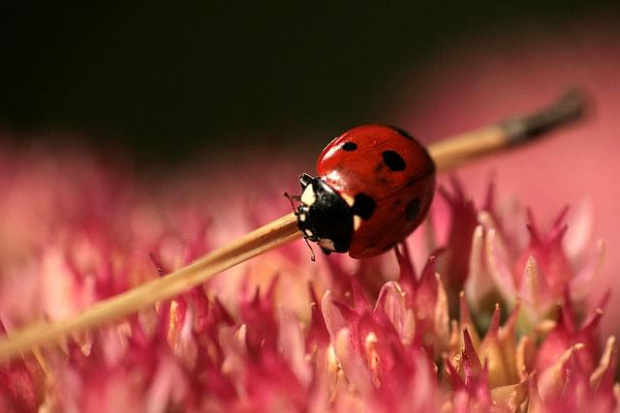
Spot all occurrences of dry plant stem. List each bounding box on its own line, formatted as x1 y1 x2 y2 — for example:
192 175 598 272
0 213 301 363
429 89 584 170
0 89 585 363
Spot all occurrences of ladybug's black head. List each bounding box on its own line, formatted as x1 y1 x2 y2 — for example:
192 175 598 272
296 174 353 254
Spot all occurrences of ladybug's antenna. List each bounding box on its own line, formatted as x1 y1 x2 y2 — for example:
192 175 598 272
282 191 300 211
0 88 587 363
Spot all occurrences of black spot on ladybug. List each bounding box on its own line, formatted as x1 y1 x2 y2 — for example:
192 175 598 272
342 142 357 151
352 193 376 220
382 150 406 171
406 197 421 221
389 126 415 140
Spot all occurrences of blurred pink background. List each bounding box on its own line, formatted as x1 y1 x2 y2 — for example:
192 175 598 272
385 16 620 334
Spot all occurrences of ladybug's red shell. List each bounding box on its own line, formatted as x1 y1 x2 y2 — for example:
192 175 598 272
316 125 435 258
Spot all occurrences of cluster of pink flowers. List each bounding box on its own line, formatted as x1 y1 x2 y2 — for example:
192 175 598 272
0 145 616 412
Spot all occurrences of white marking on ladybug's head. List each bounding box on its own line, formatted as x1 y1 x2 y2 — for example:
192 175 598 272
304 229 314 237
300 185 317 206
298 213 307 222
353 215 362 231
340 193 355 207
319 238 336 251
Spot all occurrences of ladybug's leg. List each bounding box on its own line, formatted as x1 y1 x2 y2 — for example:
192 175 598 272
299 173 314 189
303 238 316 261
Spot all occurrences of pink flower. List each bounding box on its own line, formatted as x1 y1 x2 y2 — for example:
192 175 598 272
1 53 619 412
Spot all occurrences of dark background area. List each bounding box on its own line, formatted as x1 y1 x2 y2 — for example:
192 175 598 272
0 1 617 165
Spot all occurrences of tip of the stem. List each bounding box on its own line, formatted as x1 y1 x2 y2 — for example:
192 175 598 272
503 88 587 145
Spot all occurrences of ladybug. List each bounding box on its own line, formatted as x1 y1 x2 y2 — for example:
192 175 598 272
295 124 436 259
